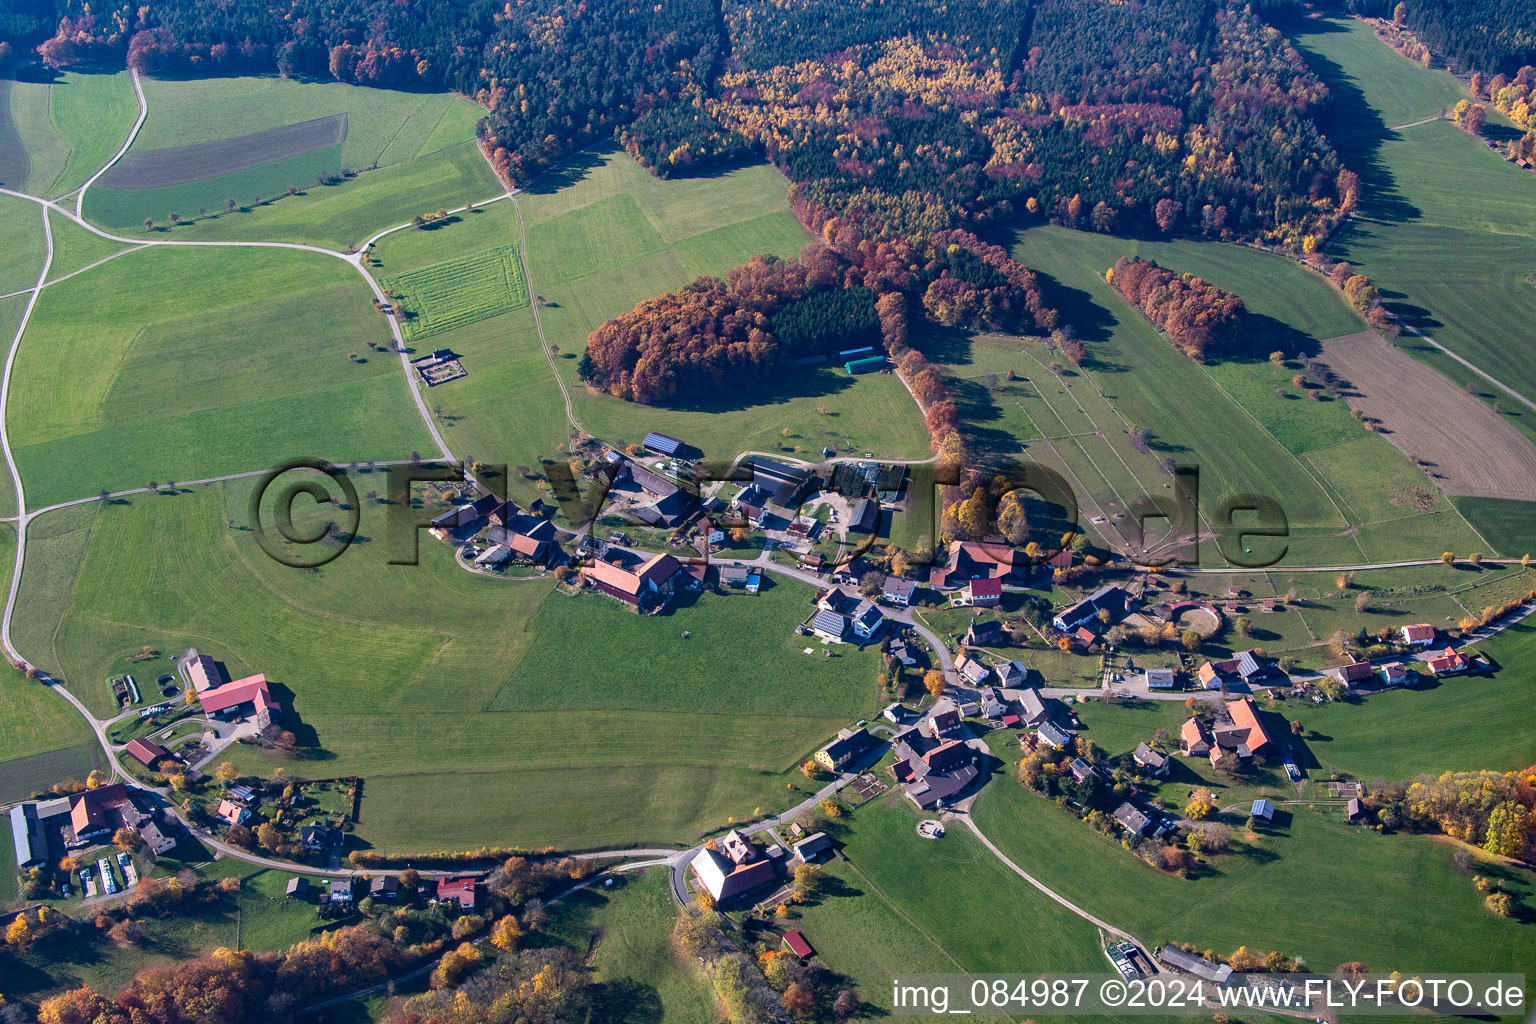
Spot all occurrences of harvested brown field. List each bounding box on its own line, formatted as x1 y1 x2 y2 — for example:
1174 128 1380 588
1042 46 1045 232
1318 330 1536 500
97 113 347 189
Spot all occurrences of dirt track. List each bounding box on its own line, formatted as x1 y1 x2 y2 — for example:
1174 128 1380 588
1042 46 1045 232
97 113 347 189
1318 330 1536 500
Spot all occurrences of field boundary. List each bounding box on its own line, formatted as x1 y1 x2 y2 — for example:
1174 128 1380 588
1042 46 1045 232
97 114 348 190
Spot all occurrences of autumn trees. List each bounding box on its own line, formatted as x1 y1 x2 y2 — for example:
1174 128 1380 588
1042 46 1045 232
1106 258 1246 360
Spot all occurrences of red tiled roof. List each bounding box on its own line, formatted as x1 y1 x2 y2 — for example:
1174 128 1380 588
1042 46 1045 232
70 783 130 834
198 674 276 715
581 559 643 596
1225 698 1274 756
1336 662 1375 682
124 738 169 767
1402 623 1436 642
783 930 814 958
436 877 477 909
1427 647 1469 673
506 532 544 557
967 578 1002 599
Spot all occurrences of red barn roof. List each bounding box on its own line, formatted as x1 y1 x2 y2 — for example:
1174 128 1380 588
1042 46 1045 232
197 674 277 715
782 930 814 958
124 738 169 767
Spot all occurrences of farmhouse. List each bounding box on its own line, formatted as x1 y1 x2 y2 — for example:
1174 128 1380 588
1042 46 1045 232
1427 647 1471 676
436 877 478 910
1053 585 1128 633
1158 946 1233 983
579 552 687 611
960 578 1003 607
1133 742 1170 776
1401 623 1438 648
1197 660 1233 690
1333 661 1376 689
70 784 135 842
124 737 171 768
816 727 877 772
810 608 849 642
888 727 980 810
430 492 500 531
1211 698 1278 762
690 829 775 903
609 457 693 528
945 540 1024 585
882 575 916 606
10 803 55 867
198 673 281 728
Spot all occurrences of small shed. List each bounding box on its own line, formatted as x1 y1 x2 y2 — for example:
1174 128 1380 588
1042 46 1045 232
782 930 815 959
1251 798 1275 824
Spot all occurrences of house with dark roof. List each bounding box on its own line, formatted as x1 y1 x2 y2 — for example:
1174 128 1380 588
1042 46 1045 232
1052 585 1129 633
1346 797 1364 823
329 877 354 904
302 822 344 852
1251 798 1275 824
850 599 884 641
1379 661 1414 687
995 660 1030 689
1133 742 1169 776
749 457 816 510
1234 649 1285 686
815 728 877 772
848 498 880 534
690 830 776 902
1158 946 1233 983
1112 801 1151 836
1333 661 1376 689
718 563 752 589
371 875 400 899
792 832 832 863
430 492 501 531
1036 721 1072 750
10 804 51 868
1015 687 1050 727
964 618 1007 648
137 817 177 855
927 703 963 738
286 877 310 899
887 727 980 810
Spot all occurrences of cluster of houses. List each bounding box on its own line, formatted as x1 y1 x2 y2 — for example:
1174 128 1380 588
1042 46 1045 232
10 782 180 873
1178 697 1280 769
285 872 479 910
888 706 982 811
432 492 565 571
807 586 886 644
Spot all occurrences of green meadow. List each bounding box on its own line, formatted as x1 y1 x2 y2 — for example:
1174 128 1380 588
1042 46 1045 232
6 76 71 196
0 195 46 294
8 245 432 508
1290 17 1536 545
514 149 929 463
17 70 140 199
971 772 1536 978
19 480 879 850
79 75 498 249
1006 225 1484 566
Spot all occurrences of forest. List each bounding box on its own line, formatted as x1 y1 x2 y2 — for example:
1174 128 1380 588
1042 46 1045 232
1106 257 1247 360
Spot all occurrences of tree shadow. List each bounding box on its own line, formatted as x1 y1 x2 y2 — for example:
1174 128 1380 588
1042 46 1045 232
1290 22 1422 226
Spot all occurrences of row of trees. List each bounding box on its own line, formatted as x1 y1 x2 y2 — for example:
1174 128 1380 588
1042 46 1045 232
1105 257 1247 359
1396 769 1536 859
